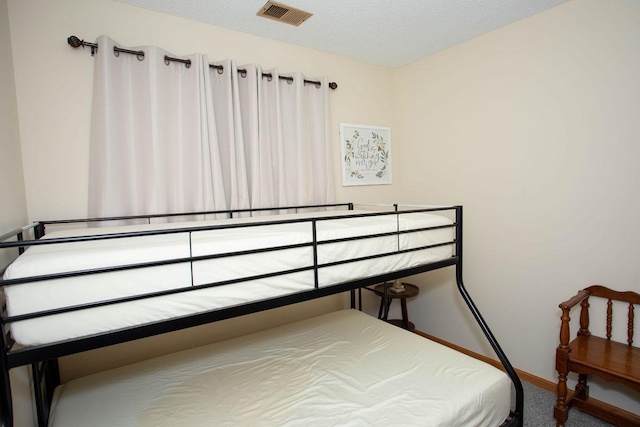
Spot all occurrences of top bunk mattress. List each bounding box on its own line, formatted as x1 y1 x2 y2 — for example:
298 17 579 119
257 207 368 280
48 309 511 427
2 209 454 347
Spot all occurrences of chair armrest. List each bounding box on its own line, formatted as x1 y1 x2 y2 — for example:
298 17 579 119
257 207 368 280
558 289 590 348
559 289 589 311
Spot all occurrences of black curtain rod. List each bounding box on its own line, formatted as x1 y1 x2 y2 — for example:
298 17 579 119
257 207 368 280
67 36 337 90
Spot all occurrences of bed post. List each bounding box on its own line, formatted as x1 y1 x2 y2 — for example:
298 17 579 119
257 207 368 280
34 223 45 240
454 206 524 426
0 334 13 427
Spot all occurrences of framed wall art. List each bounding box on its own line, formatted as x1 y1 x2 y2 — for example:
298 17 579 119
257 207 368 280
340 123 392 186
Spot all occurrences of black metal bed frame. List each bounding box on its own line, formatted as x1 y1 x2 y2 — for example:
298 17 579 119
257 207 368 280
0 203 523 427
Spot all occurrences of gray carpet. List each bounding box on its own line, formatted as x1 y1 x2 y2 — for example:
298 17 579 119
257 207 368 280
517 381 615 427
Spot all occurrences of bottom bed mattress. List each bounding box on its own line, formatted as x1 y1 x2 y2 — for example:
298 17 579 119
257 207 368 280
48 309 511 426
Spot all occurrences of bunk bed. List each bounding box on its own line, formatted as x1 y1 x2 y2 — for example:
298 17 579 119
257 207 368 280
0 203 524 426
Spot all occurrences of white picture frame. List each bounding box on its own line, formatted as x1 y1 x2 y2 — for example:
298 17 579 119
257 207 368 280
340 123 392 186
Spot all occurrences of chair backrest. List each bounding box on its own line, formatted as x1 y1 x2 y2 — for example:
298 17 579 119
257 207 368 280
583 285 640 346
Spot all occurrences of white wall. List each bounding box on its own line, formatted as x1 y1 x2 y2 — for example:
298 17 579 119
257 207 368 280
0 0 27 256
394 0 640 413
0 1 34 425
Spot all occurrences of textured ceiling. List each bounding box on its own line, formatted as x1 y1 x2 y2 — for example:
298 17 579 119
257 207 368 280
116 0 568 68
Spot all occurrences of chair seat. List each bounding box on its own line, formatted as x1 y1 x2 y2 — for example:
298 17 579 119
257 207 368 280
568 335 640 392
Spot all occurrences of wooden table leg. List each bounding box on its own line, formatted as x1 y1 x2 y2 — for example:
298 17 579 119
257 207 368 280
401 299 409 329
377 298 392 320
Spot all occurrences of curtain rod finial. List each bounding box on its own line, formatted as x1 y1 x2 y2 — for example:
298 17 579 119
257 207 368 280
329 82 337 90
67 36 83 48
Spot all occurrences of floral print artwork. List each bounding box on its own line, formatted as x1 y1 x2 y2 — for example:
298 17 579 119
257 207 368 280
341 124 392 185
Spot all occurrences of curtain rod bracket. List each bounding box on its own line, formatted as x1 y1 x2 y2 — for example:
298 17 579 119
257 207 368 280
67 35 97 56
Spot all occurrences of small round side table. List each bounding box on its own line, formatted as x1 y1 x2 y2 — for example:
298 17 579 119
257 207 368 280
373 283 419 331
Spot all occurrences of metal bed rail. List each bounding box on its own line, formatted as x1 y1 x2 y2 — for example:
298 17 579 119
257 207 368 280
0 204 457 362
31 203 354 238
0 224 40 257
0 203 523 427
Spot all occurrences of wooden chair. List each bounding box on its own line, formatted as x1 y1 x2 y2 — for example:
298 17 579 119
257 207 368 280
554 285 640 426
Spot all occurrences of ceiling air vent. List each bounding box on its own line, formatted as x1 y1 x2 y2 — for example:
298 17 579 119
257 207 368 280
257 1 313 27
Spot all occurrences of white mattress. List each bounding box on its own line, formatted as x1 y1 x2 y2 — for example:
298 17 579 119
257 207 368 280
3 210 454 347
48 309 511 427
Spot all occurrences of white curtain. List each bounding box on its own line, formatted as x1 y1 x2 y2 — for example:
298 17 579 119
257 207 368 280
88 36 334 221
